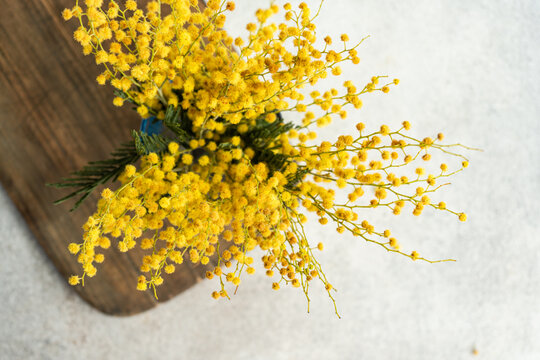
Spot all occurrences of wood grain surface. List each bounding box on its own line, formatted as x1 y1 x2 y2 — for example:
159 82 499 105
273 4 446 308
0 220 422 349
0 0 210 315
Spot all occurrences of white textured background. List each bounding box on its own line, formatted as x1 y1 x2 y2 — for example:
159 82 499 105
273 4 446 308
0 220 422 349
1 0 539 359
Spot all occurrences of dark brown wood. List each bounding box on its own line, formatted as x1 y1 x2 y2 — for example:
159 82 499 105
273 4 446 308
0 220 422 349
0 0 210 315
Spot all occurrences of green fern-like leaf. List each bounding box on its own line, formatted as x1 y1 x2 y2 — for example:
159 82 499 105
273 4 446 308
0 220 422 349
285 167 309 190
162 105 192 144
252 149 289 172
132 130 170 155
244 113 297 150
48 141 139 211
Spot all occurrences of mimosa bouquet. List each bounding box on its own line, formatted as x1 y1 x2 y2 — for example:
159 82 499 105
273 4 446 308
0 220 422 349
54 0 472 315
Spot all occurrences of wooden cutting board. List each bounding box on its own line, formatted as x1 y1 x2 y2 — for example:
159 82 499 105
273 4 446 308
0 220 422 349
0 0 211 315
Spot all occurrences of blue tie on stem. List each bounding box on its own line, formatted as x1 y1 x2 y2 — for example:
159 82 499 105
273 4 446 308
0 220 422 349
140 116 163 135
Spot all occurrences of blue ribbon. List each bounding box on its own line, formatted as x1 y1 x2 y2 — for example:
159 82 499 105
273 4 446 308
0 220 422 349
140 116 163 135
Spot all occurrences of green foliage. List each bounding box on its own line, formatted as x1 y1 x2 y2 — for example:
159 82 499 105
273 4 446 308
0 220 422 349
239 113 305 186
252 149 289 173
49 106 193 210
285 167 309 190
50 106 306 210
132 131 170 155
161 105 193 145
48 142 139 211
243 113 297 150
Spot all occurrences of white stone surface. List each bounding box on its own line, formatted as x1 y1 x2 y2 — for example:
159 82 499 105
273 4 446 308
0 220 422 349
1 0 539 359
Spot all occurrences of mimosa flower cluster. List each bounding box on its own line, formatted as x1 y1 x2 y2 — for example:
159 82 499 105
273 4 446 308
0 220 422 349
61 0 471 314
